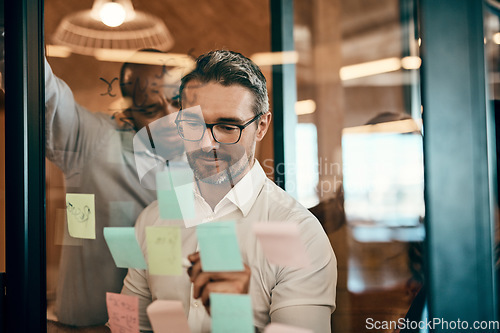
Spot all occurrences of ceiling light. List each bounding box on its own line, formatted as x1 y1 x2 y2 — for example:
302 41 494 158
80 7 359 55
295 99 316 115
342 119 422 134
52 0 174 56
99 2 126 27
340 58 402 81
401 56 422 70
493 32 500 44
251 51 299 66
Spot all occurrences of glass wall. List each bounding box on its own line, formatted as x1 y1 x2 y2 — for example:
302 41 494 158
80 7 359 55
294 0 423 332
44 0 423 332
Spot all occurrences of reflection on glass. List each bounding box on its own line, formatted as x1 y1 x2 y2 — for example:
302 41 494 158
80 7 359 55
342 132 425 242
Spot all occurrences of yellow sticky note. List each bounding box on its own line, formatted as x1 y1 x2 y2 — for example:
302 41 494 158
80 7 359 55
146 226 182 275
65 193 96 239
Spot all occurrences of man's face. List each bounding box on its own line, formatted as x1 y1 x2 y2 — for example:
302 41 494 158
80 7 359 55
180 80 270 184
122 64 184 157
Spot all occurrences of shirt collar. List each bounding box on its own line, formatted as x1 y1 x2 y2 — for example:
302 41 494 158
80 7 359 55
221 160 267 217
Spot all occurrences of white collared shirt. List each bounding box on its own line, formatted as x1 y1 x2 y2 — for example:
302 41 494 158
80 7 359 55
123 160 337 332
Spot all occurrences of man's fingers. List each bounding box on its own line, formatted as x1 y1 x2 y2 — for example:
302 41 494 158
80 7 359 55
192 271 212 299
188 252 200 263
188 259 203 283
201 265 251 282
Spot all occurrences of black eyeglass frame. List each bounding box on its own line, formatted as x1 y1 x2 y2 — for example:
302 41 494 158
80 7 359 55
175 112 263 145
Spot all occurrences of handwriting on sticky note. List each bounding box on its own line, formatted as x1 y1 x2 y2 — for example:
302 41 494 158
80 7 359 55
146 226 182 275
147 300 191 333
65 193 96 239
253 223 310 268
196 221 244 272
156 168 195 221
264 323 313 333
104 227 147 269
210 293 254 333
106 292 139 333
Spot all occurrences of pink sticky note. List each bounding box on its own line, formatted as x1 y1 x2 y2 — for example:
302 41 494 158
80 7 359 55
264 323 313 333
147 300 191 333
253 223 310 268
106 292 139 333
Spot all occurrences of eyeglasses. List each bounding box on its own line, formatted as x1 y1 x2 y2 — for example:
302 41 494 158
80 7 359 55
175 113 262 144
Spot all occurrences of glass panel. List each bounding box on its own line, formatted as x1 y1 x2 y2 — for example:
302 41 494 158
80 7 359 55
295 0 424 332
0 17 4 275
0 6 5 283
45 0 277 330
45 0 423 332
484 1 500 319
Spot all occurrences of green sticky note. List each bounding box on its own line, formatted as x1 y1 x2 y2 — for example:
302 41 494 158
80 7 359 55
146 226 182 275
103 227 147 269
156 169 195 220
210 293 254 333
66 193 96 239
196 221 244 272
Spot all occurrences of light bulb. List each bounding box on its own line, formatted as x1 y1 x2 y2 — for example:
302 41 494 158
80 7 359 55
99 2 126 27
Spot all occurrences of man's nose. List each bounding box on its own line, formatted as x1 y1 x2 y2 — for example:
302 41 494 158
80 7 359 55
200 127 219 152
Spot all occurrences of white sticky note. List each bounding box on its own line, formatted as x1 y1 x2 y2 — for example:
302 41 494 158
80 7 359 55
147 300 191 333
253 223 310 268
65 193 96 239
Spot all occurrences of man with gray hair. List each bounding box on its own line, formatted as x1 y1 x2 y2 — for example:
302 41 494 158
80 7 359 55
123 50 337 332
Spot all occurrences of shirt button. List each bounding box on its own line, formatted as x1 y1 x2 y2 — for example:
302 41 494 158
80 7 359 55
193 301 199 308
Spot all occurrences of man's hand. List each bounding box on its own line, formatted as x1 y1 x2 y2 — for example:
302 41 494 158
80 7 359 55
187 252 251 314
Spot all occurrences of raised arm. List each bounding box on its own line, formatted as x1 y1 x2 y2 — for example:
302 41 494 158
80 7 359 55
45 57 114 173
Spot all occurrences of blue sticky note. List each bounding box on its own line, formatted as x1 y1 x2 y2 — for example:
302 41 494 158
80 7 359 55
103 227 147 269
156 168 195 220
196 221 244 272
210 293 254 333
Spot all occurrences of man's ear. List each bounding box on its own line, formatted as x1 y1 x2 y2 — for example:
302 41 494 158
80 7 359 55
256 112 272 142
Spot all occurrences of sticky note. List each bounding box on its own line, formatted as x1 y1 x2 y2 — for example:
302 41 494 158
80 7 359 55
146 226 182 275
54 208 83 246
109 201 136 227
210 293 254 333
147 300 191 333
106 292 139 333
103 227 147 269
253 223 310 268
156 169 195 220
196 221 244 272
264 323 313 333
65 193 96 239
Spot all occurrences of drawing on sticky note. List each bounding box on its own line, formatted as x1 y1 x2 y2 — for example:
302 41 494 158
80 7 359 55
106 292 139 333
146 226 182 275
66 202 91 222
65 193 96 239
